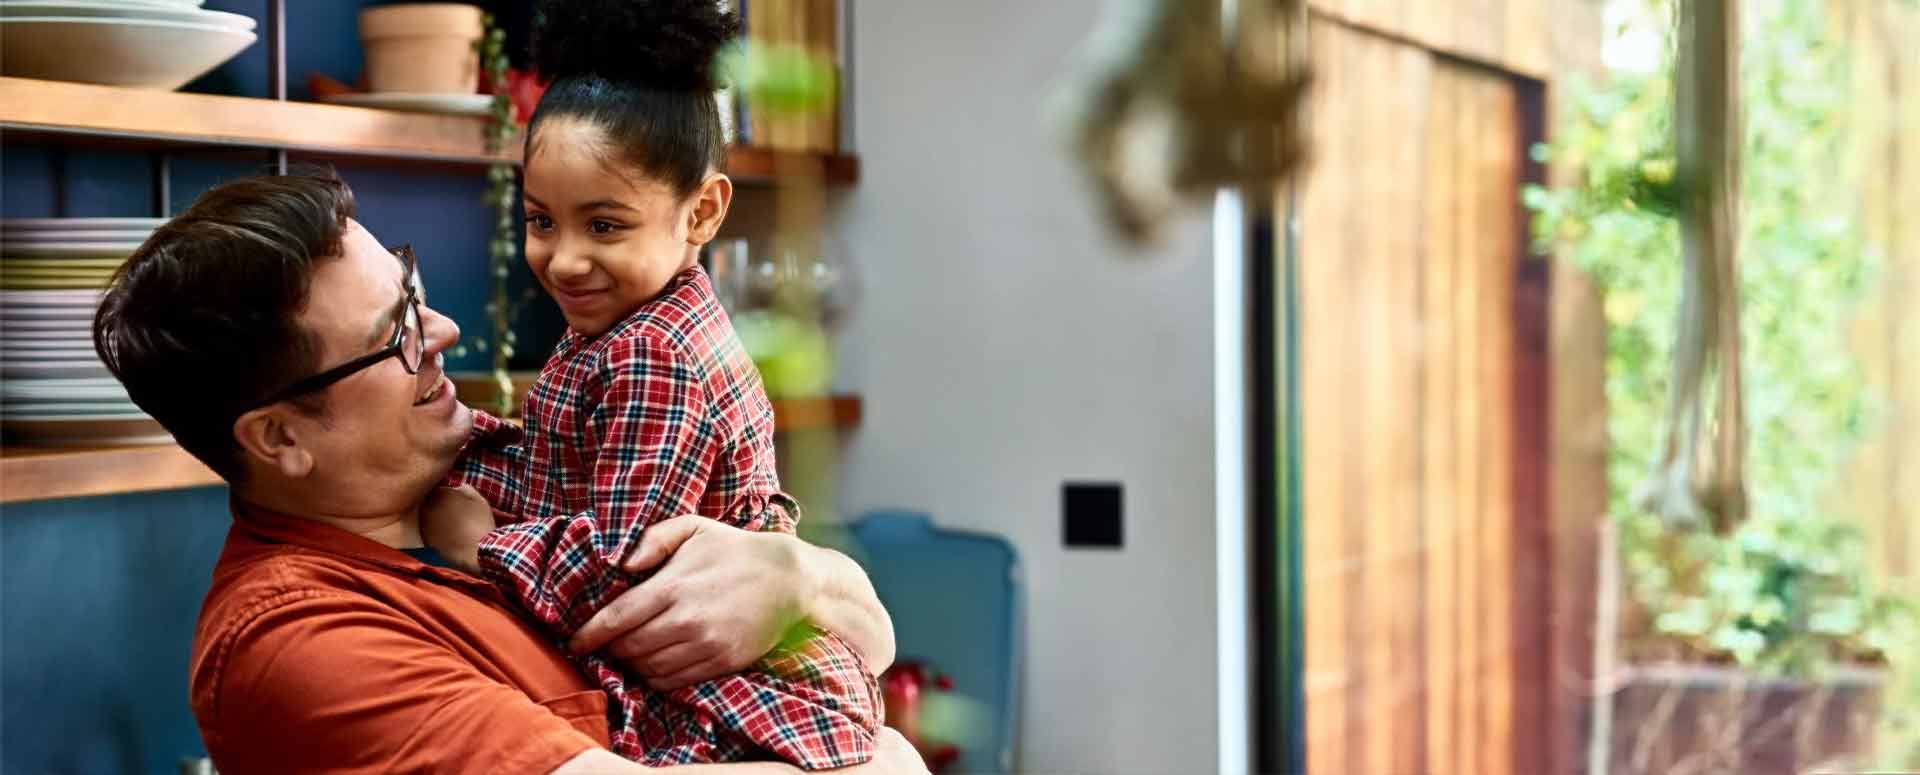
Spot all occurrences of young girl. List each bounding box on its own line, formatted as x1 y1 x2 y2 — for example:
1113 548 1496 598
429 0 881 768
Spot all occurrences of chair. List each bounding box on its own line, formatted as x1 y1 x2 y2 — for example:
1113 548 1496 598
846 510 1022 774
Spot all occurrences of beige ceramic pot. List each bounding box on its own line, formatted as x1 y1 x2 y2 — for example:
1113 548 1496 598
359 3 483 94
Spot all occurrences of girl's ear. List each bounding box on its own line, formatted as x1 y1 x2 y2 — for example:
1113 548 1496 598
685 173 734 247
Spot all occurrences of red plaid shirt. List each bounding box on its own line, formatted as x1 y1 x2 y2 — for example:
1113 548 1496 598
446 267 880 769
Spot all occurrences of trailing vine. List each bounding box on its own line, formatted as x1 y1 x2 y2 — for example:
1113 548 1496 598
476 13 531 415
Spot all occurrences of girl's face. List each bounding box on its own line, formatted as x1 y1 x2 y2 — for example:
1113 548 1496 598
522 118 730 337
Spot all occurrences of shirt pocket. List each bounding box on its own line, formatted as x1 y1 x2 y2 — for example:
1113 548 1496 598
538 689 612 747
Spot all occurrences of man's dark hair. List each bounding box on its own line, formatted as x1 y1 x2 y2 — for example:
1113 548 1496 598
94 172 355 483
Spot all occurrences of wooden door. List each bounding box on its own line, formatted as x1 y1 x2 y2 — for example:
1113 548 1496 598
1294 16 1549 775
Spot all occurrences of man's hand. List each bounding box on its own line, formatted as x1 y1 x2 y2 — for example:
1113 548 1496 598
570 517 806 690
860 727 933 775
419 485 494 574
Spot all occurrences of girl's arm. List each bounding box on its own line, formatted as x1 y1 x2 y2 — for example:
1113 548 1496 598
475 333 720 637
568 517 897 686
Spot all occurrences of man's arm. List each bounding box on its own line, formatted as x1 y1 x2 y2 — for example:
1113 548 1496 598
570 517 896 688
791 537 897 675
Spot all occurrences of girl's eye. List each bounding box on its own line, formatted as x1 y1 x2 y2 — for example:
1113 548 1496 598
588 220 621 235
524 213 554 231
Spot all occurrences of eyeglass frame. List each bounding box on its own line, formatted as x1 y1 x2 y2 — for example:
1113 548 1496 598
246 244 426 411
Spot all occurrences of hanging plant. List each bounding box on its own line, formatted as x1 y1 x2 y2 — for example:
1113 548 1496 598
473 12 534 416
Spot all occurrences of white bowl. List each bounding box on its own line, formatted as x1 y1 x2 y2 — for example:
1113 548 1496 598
0 16 256 91
0 2 250 29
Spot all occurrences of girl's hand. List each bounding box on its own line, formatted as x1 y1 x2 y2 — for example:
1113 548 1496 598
419 485 494 574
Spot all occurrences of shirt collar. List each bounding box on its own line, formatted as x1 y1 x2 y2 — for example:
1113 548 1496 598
229 495 499 594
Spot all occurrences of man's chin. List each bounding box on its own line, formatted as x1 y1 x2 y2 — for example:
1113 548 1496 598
428 401 477 471
446 401 476 446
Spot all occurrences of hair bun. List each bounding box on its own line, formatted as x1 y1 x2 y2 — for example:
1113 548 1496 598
532 0 740 92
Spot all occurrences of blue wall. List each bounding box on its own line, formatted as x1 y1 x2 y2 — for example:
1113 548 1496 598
2 2 552 772
1 487 232 774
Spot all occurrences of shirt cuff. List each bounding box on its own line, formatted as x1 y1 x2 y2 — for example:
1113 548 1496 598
468 408 525 446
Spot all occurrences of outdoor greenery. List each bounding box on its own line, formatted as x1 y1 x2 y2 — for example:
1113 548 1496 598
1526 0 1917 762
1526 0 1912 673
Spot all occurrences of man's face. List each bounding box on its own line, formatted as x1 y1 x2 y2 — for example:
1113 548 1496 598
286 219 471 502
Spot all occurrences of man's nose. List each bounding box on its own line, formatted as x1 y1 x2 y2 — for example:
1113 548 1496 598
421 304 461 354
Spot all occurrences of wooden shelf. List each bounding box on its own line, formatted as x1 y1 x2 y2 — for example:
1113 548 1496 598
0 388 860 505
0 443 221 505
0 77 859 183
452 372 862 433
769 395 865 433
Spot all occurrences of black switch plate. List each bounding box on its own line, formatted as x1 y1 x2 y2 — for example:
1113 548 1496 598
1062 482 1124 549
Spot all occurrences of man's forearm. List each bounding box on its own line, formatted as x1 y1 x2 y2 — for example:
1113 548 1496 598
797 542 896 675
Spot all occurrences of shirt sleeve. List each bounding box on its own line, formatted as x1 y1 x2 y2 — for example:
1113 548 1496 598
445 408 531 517
197 592 602 775
475 334 720 638
661 627 886 769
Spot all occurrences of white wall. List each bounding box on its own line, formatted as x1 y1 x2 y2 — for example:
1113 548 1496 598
827 1 1221 771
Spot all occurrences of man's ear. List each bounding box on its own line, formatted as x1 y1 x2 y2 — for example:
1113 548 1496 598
685 173 734 248
233 406 315 480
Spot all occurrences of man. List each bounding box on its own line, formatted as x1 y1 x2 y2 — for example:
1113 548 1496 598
93 172 923 774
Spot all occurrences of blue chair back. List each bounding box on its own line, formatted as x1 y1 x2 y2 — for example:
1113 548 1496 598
847 510 1022 774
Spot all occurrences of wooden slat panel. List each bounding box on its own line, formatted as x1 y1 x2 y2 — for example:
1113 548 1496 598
1452 60 1489 775
1355 29 1433 775
1890 3 1920 587
1300 19 1355 774
1470 64 1521 775
1422 60 1465 775
1832 0 1920 595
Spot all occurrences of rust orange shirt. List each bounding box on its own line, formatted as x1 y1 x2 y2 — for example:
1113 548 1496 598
188 498 610 775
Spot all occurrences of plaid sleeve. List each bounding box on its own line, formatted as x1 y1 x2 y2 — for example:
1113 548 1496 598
657 628 885 769
445 408 530 517
475 334 719 637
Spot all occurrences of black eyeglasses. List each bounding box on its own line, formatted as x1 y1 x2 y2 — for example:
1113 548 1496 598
248 245 426 410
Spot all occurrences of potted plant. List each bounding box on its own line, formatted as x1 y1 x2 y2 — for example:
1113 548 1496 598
360 3 485 95
1527 0 1918 771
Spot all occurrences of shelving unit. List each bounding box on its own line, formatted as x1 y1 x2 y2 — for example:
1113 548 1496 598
0 395 862 505
451 372 862 433
0 444 221 505
0 77 861 183
2 3 862 504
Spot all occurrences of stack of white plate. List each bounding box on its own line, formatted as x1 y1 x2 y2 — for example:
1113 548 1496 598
0 1 258 91
1 217 168 446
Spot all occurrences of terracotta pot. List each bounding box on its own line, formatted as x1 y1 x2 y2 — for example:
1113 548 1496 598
359 3 482 94
1601 663 1886 775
